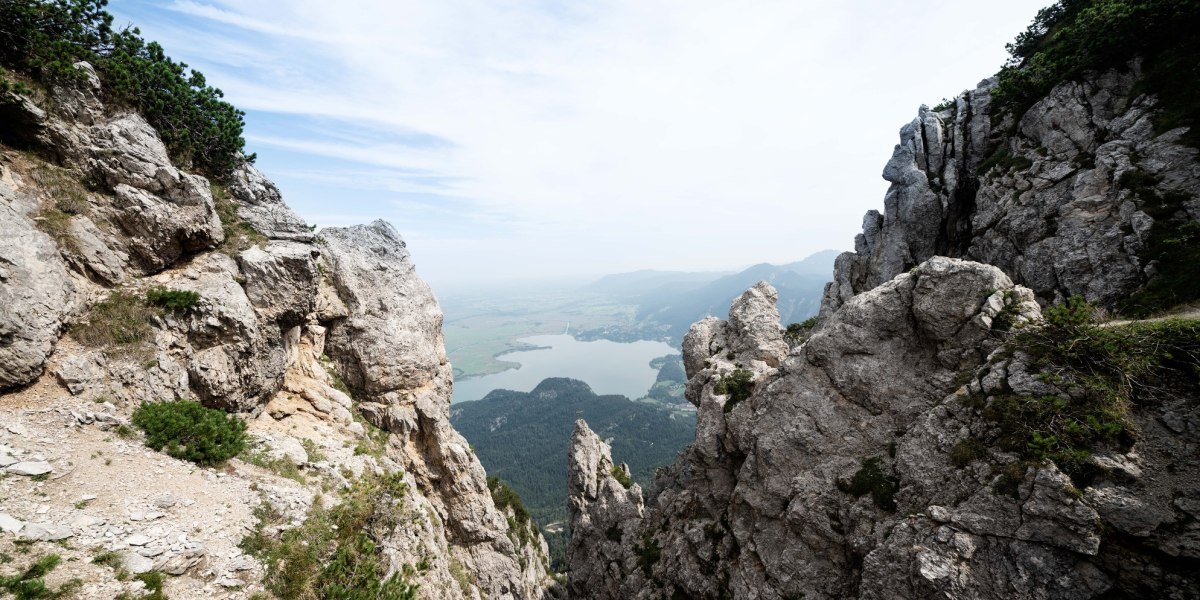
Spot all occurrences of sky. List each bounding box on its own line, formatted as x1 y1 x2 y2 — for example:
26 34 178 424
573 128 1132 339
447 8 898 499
107 0 1051 291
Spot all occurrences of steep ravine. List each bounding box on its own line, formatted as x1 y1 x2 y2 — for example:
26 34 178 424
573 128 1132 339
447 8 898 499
566 67 1200 599
0 66 555 598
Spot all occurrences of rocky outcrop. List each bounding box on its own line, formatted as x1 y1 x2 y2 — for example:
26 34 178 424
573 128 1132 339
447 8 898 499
0 161 82 388
570 253 1199 598
822 67 1200 317
569 258 1127 598
320 220 553 599
227 163 313 242
0 64 553 598
566 420 646 599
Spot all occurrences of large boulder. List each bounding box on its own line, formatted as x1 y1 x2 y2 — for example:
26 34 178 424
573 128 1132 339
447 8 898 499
227 163 314 242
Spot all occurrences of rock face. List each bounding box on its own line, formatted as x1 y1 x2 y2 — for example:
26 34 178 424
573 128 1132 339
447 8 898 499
570 259 1049 598
566 420 646 599
0 64 553 598
321 220 554 599
0 162 81 388
567 65 1200 599
822 68 1200 317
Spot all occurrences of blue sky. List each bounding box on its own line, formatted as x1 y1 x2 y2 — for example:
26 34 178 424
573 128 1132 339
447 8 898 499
107 0 1051 291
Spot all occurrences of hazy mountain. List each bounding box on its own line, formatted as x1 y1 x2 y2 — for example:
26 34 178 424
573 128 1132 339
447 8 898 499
583 269 733 297
591 250 838 340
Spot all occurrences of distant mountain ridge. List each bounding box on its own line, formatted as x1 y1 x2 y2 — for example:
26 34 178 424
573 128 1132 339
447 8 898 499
586 250 838 340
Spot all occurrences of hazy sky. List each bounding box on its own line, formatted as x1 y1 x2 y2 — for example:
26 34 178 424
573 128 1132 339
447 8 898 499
108 0 1050 290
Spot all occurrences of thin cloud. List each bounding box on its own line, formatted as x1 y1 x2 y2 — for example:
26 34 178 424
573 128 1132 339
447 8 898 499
109 0 1053 288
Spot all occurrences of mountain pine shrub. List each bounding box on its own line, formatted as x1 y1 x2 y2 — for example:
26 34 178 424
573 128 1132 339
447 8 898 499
0 0 253 177
132 400 247 466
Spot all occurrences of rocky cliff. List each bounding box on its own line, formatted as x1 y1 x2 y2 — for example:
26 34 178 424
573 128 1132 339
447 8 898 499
567 66 1200 600
0 65 554 598
821 66 1199 318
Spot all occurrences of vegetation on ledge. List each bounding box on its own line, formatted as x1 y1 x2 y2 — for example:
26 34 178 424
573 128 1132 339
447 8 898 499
132 400 248 466
241 472 420 600
976 297 1199 485
0 0 254 177
993 0 1200 148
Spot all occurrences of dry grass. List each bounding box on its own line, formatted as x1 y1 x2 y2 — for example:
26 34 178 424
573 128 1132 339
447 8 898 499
71 291 159 357
211 183 266 253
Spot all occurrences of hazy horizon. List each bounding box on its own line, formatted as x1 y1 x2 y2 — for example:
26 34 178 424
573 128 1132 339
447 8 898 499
108 0 1053 291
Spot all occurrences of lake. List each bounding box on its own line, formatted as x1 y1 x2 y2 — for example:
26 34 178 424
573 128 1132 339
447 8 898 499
451 334 679 403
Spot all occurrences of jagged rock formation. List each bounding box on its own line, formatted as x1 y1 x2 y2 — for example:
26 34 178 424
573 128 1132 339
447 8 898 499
568 65 1200 598
569 260 1067 598
822 67 1200 317
566 420 646 598
0 64 553 598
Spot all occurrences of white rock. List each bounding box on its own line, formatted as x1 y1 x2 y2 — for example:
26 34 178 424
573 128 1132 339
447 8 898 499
123 552 155 575
19 523 72 541
0 513 24 533
126 533 151 546
6 461 52 476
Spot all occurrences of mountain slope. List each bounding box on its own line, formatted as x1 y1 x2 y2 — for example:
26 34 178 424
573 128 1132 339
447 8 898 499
0 6 553 598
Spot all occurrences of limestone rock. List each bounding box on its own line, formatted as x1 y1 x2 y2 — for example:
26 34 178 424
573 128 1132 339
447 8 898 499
237 241 319 328
0 513 23 533
566 420 645 599
0 166 81 389
320 219 553 598
822 69 1200 317
227 163 313 241
7 461 53 476
569 259 1048 599
322 220 446 403
54 353 102 395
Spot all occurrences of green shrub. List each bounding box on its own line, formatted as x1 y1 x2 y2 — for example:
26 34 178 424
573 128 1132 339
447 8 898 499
636 535 661 577
837 456 900 511
784 317 818 348
715 368 755 413
0 0 253 177
1120 217 1200 316
0 554 82 599
133 571 167 600
145 286 199 311
976 146 1034 176
991 290 1023 332
31 164 90 217
949 438 989 468
1111 170 1200 315
979 298 1199 484
605 525 623 542
71 290 157 352
992 461 1034 498
132 400 247 466
610 465 633 489
241 472 417 600
932 97 956 112
487 476 531 525
211 183 266 252
239 446 304 483
993 0 1200 148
